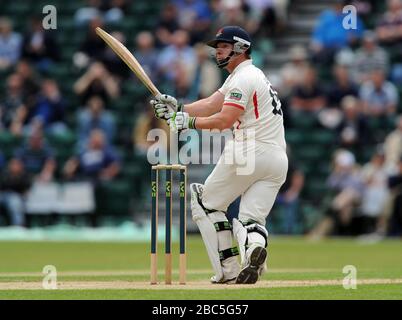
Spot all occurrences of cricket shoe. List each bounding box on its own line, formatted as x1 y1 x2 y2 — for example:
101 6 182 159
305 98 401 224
210 275 237 284
235 246 267 284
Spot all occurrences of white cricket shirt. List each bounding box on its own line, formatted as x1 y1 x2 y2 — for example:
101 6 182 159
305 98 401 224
218 60 286 150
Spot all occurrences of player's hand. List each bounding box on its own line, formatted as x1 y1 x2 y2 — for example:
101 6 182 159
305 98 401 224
168 111 196 132
150 94 183 120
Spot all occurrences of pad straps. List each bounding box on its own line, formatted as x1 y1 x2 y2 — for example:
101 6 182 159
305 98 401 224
243 220 268 248
219 247 239 261
214 221 232 232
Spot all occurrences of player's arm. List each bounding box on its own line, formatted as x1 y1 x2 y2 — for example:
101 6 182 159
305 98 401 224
183 91 224 117
193 105 243 130
171 105 243 131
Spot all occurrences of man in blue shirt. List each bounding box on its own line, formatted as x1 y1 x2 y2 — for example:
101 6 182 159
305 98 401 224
14 129 56 182
63 129 120 183
311 0 365 65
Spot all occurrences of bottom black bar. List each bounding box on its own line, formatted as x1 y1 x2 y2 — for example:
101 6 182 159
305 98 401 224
1 300 401 319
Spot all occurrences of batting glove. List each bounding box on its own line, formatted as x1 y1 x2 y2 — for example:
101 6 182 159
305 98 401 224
150 94 183 120
168 111 196 132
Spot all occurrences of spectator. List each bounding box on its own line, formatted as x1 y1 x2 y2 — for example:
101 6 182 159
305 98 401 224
352 30 390 84
74 0 129 27
359 69 399 117
74 17 106 69
14 59 41 99
384 115 402 171
190 42 221 99
155 3 180 48
0 159 32 227
290 66 326 113
63 129 120 182
74 0 103 27
133 104 170 158
359 146 390 234
29 79 68 135
310 0 365 65
172 0 212 44
101 31 130 79
0 151 5 170
0 74 25 130
327 64 359 108
77 95 116 151
279 45 310 98
375 0 402 56
335 95 371 153
133 31 159 84
9 61 42 136
318 64 359 129
21 16 60 72
14 129 56 182
387 156 402 235
172 63 198 103
350 0 375 21
275 149 305 234
245 0 284 37
309 149 364 237
99 0 129 24
211 0 248 33
74 61 120 105
0 17 22 70
157 29 197 83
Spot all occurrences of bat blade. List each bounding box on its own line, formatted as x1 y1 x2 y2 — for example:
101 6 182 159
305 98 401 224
95 27 160 98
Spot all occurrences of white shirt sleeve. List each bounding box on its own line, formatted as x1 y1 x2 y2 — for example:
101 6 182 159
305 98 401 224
221 74 253 111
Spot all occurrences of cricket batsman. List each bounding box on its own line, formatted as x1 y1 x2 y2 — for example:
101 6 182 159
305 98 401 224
151 26 288 284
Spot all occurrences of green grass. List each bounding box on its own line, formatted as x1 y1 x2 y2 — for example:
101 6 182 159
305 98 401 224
1 284 402 300
1 236 402 299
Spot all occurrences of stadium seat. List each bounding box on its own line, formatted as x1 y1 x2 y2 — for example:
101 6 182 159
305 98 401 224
291 113 319 129
3 2 31 16
46 131 77 172
0 132 23 159
96 180 132 217
25 182 59 215
56 182 95 215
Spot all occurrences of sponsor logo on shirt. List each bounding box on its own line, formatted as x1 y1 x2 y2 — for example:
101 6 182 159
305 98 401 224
229 92 242 101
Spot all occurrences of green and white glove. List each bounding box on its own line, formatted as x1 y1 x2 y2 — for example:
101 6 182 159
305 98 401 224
168 111 196 132
150 94 184 120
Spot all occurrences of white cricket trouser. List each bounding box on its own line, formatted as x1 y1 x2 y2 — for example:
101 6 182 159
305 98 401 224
202 140 288 226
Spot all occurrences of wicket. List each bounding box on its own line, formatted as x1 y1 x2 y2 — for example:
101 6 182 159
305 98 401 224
151 164 187 285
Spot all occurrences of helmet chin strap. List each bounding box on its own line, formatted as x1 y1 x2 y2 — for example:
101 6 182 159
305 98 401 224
216 50 236 69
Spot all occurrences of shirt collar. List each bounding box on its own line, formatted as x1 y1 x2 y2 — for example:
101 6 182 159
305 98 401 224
232 59 252 74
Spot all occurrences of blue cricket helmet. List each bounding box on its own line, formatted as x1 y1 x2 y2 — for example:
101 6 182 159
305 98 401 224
206 26 252 68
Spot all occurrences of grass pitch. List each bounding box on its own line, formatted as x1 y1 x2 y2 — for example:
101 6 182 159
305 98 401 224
0 236 402 299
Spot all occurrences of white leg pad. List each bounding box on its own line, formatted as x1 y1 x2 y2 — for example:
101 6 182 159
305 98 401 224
192 211 224 282
232 218 248 267
190 183 239 282
191 183 224 282
209 212 240 281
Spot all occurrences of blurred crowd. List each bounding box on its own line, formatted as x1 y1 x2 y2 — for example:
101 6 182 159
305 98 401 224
0 0 288 227
281 0 402 238
0 0 401 237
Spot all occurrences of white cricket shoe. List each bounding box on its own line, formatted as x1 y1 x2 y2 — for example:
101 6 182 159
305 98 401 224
210 275 237 284
235 246 267 284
